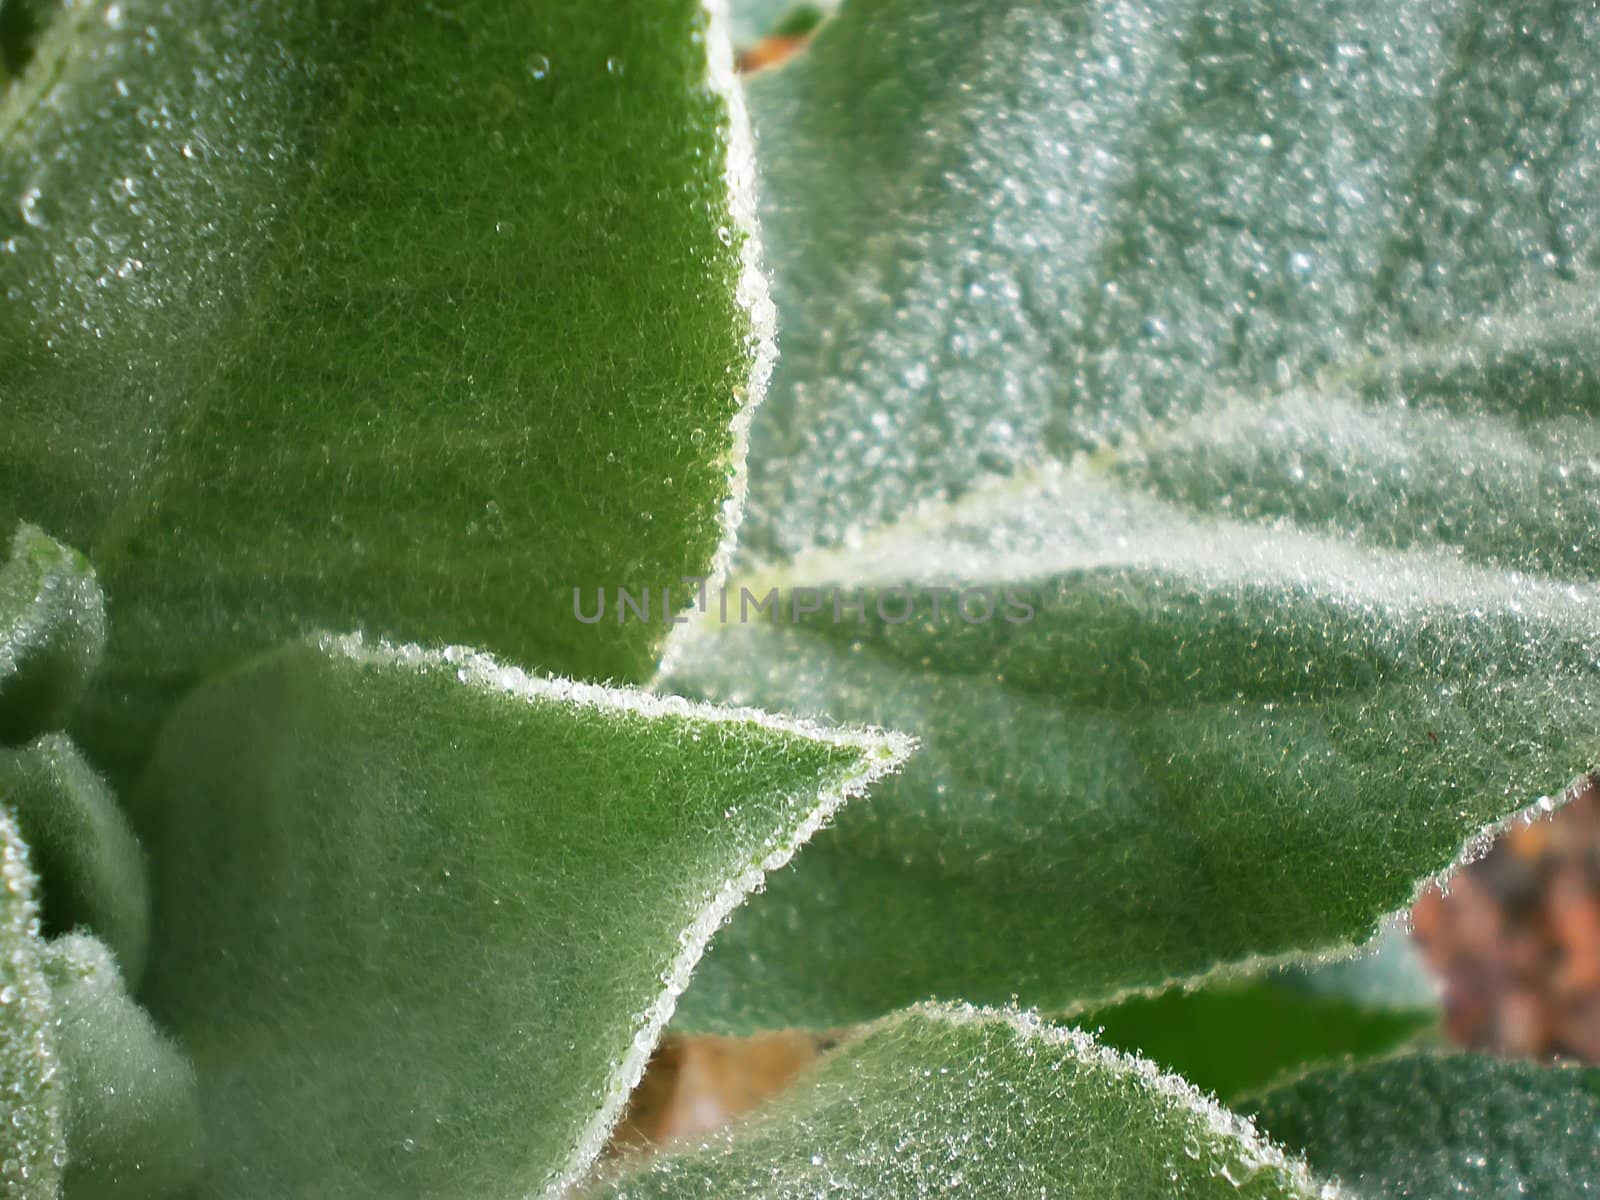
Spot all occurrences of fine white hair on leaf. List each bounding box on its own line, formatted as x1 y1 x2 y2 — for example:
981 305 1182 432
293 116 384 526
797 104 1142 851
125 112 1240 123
657 0 781 682
312 630 914 1200
912 1001 1349 1200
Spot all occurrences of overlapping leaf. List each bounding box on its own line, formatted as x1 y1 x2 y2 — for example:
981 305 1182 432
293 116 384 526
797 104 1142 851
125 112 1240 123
0 522 188 1196
0 804 63 1199
1248 1053 1600 1196
0 0 770 777
596 1003 1335 1199
131 634 907 1199
664 0 1600 1030
0 523 104 743
40 933 200 1200
1 735 149 980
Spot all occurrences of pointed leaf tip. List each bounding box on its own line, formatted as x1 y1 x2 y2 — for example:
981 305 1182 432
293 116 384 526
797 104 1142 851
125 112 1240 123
132 634 906 1199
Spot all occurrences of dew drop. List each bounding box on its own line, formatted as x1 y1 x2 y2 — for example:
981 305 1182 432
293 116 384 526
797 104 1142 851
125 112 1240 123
18 189 45 229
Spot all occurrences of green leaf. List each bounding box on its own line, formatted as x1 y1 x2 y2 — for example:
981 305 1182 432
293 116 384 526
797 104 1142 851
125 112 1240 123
0 803 65 1200
1 0 771 777
1247 1053 1600 1197
131 634 907 1200
667 465 1599 1029
0 734 149 981
596 1003 1333 1199
40 933 200 1200
1083 975 1436 1104
663 0 1600 1029
0 524 105 744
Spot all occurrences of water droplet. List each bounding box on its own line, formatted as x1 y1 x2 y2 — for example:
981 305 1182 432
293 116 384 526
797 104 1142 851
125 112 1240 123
605 55 624 76
18 189 45 229
527 54 550 81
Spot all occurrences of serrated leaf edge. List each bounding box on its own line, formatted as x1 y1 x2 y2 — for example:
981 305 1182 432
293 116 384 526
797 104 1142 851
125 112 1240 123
693 0 779 620
1054 774 1592 1024
917 1001 1346 1200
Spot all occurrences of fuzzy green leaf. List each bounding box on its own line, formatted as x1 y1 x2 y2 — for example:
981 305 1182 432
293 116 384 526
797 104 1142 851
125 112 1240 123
1 0 769 777
0 524 104 744
597 1003 1334 1199
1247 1053 1600 1197
667 464 1600 1029
41 933 200 1200
0 735 148 981
0 804 64 1199
131 634 906 1200
664 0 1600 1030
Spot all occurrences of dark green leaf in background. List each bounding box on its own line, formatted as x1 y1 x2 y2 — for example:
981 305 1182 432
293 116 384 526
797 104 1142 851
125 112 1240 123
1084 981 1435 1105
1248 1053 1600 1197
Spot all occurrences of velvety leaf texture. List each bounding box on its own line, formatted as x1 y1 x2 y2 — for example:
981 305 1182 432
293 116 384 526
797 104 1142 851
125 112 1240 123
596 1004 1335 1199
0 803 64 1199
131 635 908 1200
0 524 105 744
1248 1053 1600 1197
0 735 149 981
0 0 770 777
663 0 1600 1030
41 934 200 1200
